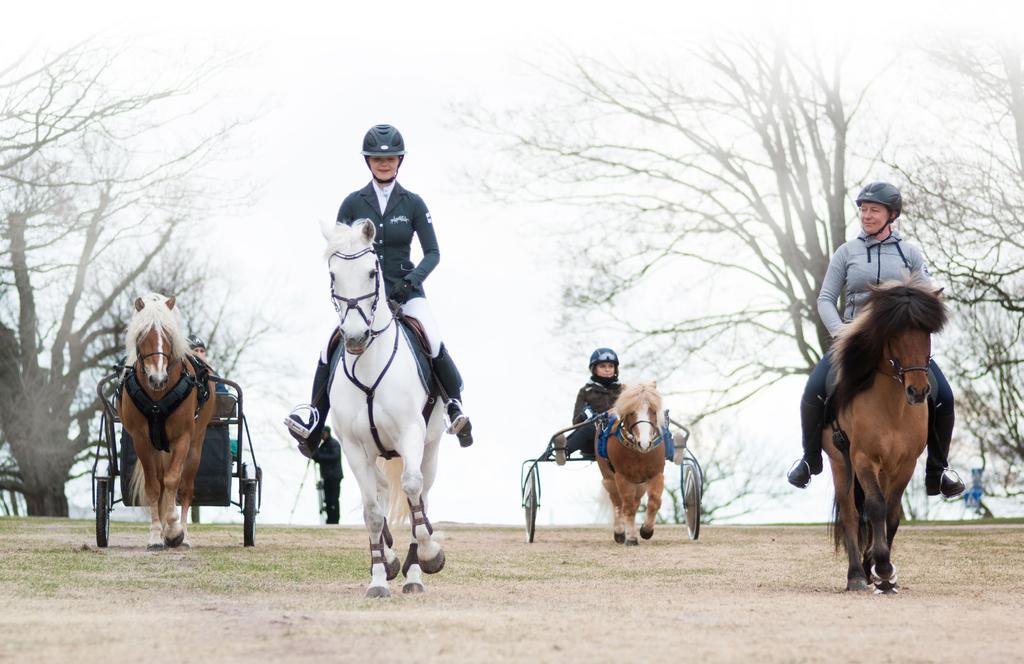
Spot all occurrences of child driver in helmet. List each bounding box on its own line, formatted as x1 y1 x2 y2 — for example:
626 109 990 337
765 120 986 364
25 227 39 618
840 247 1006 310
552 348 621 464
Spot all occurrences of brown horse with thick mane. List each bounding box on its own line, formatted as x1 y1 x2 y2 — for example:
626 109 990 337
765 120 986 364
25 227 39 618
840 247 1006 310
597 382 667 545
120 293 216 549
824 277 947 593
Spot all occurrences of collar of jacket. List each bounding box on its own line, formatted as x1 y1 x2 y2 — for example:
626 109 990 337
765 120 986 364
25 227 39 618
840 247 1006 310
359 181 406 219
857 229 903 247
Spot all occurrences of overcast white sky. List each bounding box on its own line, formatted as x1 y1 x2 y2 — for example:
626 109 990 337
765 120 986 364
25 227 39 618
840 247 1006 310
10 1 1023 528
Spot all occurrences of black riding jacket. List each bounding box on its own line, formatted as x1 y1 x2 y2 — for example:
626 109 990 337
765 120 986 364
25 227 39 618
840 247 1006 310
337 182 439 301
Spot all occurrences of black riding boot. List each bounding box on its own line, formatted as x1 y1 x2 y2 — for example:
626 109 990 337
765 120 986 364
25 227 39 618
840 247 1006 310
925 412 965 498
432 344 473 447
787 398 825 488
285 338 339 458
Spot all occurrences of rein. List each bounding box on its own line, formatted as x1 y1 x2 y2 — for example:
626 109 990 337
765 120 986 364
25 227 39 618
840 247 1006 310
332 246 401 459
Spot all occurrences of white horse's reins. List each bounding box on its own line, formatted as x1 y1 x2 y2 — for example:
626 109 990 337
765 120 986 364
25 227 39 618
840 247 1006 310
330 248 401 460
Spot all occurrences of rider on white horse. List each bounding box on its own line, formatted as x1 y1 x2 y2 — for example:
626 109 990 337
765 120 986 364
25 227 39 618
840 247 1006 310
286 124 473 454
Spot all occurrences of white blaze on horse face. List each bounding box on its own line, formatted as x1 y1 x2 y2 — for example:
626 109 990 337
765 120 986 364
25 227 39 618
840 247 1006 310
636 400 654 451
330 252 379 350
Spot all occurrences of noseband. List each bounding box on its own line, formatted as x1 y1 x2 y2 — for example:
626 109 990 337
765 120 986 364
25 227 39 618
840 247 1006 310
885 356 931 385
329 248 391 337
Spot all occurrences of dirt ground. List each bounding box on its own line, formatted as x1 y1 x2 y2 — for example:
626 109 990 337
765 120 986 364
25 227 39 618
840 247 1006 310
1 518 1022 664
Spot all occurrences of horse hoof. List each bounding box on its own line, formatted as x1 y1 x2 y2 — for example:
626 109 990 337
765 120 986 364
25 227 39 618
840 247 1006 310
164 531 185 548
614 532 625 544
385 555 401 581
365 586 391 599
146 543 165 551
402 582 425 594
874 580 900 595
625 538 639 547
419 549 445 575
847 579 870 592
640 526 654 540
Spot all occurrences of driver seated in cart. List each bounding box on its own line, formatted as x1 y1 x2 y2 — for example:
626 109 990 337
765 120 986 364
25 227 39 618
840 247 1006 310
552 348 623 464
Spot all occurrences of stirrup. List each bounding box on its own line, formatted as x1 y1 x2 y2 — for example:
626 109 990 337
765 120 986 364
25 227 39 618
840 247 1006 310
787 458 811 489
939 468 965 499
445 399 468 435
284 405 318 440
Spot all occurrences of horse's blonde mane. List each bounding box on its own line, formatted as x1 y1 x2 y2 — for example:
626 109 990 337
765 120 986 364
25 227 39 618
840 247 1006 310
125 293 188 365
323 219 373 261
613 383 663 423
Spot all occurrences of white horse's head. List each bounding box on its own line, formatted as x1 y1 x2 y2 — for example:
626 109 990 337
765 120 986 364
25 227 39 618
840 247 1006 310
613 381 664 451
322 219 383 355
126 293 187 390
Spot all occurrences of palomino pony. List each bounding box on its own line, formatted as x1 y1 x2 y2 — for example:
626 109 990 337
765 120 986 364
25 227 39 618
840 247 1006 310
597 382 667 545
120 293 216 549
824 277 947 593
322 219 447 597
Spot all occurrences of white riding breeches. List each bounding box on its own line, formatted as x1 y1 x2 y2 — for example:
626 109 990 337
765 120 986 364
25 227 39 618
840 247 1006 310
400 297 442 358
320 296 442 361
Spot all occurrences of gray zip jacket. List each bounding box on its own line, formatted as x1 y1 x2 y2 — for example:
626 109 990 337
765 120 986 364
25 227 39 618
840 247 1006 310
817 230 932 337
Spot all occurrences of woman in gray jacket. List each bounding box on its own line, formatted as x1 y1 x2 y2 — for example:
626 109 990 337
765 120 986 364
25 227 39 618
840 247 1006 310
786 182 965 498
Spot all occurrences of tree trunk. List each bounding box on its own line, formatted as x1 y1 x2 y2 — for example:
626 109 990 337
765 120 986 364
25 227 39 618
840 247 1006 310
23 484 69 517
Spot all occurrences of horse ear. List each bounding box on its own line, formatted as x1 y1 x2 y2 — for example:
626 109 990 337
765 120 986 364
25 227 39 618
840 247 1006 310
359 218 376 244
165 296 176 310
320 218 336 241
933 287 945 297
650 379 658 389
134 297 145 312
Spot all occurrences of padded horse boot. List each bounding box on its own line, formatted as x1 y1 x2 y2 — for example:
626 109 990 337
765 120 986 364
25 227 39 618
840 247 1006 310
285 352 335 458
432 344 473 447
925 412 965 498
787 398 825 489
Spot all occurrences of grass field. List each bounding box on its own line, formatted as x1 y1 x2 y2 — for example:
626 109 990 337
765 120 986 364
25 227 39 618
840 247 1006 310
1 517 1022 663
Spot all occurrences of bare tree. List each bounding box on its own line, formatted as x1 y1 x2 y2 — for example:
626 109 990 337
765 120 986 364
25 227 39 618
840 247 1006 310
0 42 259 515
897 40 1024 499
459 37 880 418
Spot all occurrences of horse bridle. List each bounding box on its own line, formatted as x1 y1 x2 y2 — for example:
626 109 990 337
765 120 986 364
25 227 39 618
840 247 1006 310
615 411 664 451
884 356 931 385
328 247 391 337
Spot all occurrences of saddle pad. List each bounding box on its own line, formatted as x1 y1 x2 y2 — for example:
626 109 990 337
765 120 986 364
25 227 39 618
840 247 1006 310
325 323 431 395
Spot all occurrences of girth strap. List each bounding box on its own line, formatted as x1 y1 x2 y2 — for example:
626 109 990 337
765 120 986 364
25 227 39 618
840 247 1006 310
123 364 196 453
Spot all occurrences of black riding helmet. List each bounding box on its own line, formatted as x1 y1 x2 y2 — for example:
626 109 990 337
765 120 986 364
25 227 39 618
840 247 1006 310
856 182 902 219
362 124 405 184
589 348 619 371
186 334 206 351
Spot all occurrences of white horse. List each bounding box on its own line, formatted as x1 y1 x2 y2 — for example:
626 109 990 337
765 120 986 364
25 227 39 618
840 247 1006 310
322 218 447 597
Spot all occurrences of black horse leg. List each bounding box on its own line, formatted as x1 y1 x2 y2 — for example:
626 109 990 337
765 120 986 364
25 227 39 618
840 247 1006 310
861 477 893 586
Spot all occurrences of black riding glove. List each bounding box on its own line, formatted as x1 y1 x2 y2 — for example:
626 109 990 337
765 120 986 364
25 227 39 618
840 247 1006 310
392 278 415 304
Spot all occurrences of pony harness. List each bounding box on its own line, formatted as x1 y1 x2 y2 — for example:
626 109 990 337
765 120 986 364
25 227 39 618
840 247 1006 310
122 356 210 453
596 416 674 460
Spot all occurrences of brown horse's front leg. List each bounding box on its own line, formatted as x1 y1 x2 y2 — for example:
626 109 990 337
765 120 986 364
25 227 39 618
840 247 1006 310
138 453 164 550
176 435 205 549
613 473 640 546
598 461 625 544
159 434 190 548
826 435 869 592
640 473 665 540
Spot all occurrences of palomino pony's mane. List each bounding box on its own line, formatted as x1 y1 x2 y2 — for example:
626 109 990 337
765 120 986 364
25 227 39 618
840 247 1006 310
831 276 947 414
125 293 189 365
323 220 372 260
613 383 663 424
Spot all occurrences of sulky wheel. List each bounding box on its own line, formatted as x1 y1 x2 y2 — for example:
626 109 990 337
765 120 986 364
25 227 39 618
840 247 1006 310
243 481 257 547
523 465 539 543
683 460 701 541
95 477 110 548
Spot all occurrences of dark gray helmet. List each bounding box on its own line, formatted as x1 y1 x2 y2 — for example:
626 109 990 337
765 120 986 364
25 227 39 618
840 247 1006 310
856 181 902 219
589 347 619 370
361 124 406 157
186 334 206 350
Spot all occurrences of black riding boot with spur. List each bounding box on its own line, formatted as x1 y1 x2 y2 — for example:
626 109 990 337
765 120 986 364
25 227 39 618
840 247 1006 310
432 344 473 447
925 412 965 498
787 398 825 488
